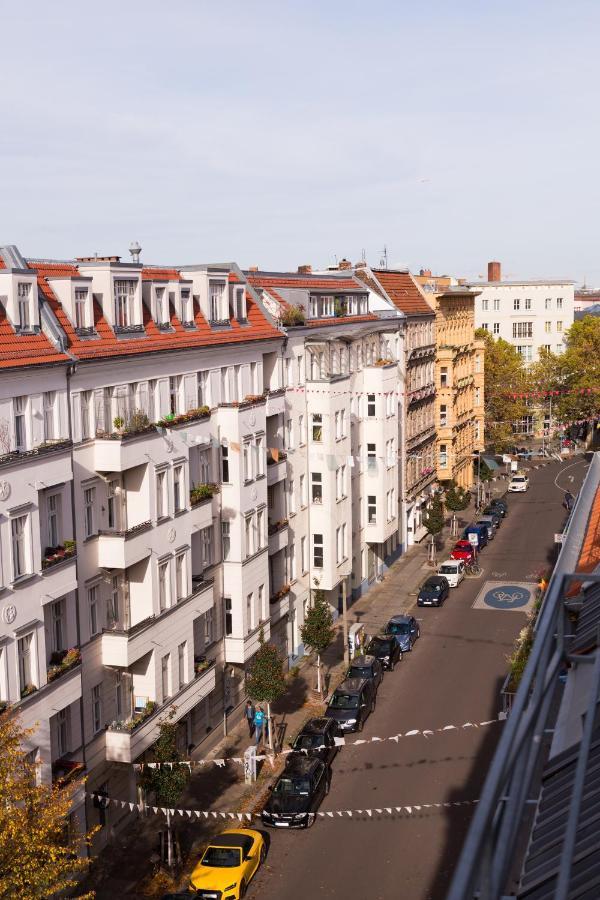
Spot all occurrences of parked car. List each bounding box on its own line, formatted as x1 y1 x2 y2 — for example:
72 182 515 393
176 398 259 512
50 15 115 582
325 677 376 733
385 614 420 651
489 497 508 517
417 575 450 607
476 517 496 540
366 634 403 671
437 558 465 588
261 757 331 828
463 522 489 549
482 505 502 526
450 540 476 563
346 653 383 691
189 829 266 896
288 717 339 767
508 473 529 493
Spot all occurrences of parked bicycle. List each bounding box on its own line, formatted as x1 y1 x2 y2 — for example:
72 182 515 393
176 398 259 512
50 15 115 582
465 562 483 576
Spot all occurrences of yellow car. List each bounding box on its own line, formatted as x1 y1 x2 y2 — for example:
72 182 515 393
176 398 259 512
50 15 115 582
189 828 266 899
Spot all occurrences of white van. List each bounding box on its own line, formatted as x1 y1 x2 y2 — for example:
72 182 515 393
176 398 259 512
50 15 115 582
437 559 465 588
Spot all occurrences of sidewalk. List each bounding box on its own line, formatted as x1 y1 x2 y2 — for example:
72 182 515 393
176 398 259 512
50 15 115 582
83 501 484 898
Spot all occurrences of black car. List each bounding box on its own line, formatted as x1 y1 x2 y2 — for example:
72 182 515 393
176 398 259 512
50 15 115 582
325 677 376 733
346 653 383 690
288 717 338 767
366 635 403 671
489 498 508 517
417 575 450 607
482 506 502 527
261 756 331 828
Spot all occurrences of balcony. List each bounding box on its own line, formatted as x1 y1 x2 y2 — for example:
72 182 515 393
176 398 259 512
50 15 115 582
0 438 72 476
225 620 271 665
97 520 152 569
267 450 287 486
101 579 214 668
17 663 82 734
265 388 286 417
406 424 436 451
407 382 436 405
94 411 211 472
40 547 78 603
268 519 289 554
269 585 291 623
104 662 217 763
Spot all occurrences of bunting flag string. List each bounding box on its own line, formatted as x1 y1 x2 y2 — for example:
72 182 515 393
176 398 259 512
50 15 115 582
85 791 480 821
124 717 503 772
505 387 598 400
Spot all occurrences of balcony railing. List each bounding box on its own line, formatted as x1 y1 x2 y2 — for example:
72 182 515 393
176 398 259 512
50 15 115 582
0 438 72 469
190 483 219 505
52 757 85 788
267 449 287 465
270 584 291 604
268 518 289 536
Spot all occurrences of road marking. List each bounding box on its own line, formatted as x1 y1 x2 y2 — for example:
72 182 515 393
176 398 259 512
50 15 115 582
554 458 586 495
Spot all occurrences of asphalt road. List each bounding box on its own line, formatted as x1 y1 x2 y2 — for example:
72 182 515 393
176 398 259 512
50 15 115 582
250 458 589 900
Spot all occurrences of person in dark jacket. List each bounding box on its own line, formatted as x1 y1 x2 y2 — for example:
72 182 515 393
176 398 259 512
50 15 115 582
244 700 255 737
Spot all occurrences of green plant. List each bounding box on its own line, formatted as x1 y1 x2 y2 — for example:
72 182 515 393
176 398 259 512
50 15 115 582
300 589 335 694
125 410 150 433
444 481 471 511
246 629 286 749
281 305 306 327
113 416 125 430
190 483 218 504
63 539 76 553
334 298 347 318
422 495 445 536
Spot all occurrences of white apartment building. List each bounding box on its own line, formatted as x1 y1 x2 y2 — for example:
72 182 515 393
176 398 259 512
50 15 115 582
471 260 574 363
0 244 411 854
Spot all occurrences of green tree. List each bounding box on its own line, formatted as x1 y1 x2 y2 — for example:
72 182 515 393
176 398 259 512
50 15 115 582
422 495 445 536
300 589 335 695
555 317 600 424
476 329 529 450
246 631 286 749
0 710 95 898
444 480 471 511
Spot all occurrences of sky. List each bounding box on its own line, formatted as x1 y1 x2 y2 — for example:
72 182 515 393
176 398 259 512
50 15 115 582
1 0 599 282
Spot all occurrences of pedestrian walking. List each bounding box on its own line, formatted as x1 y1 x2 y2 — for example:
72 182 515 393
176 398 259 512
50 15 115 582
564 491 575 512
244 700 255 737
254 706 265 746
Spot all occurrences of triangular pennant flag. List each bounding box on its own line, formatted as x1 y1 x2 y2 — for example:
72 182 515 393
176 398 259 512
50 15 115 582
129 802 135 811
385 807 392 814
334 736 346 747
353 739 367 746
375 808 383 814
405 729 419 737
326 811 334 818
211 812 218 818
152 807 159 814
389 734 400 743
346 810 352 817
422 730 434 738
366 809 373 817
371 736 382 743
405 806 412 814
442 725 457 731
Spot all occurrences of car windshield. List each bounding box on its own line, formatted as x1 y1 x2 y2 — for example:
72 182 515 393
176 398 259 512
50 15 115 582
439 565 456 574
202 846 242 868
512 477 526 483
330 692 359 709
348 665 372 679
274 776 311 795
367 638 389 654
387 622 410 635
294 733 323 750
455 542 470 549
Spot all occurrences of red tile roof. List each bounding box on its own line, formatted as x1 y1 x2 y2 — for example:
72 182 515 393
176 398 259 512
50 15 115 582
28 262 280 365
360 269 433 316
305 314 378 327
246 272 364 293
141 267 182 282
0 307 70 370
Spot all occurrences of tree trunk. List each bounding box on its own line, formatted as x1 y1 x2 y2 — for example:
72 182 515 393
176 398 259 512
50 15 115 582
166 809 173 868
266 701 273 750
316 653 322 695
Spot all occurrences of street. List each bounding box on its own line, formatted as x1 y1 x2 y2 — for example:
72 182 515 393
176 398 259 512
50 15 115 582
250 458 588 900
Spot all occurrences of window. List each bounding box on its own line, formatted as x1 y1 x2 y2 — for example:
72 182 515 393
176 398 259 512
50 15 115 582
14 396 26 451
155 287 166 324
161 654 171 700
475 387 481 405
312 413 323 442
80 391 91 440
209 282 223 320
543 344 551 353
204 607 214 645
11 515 29 579
524 298 532 310
440 367 448 387
311 472 323 503
493 323 500 335
480 323 489 331
516 345 533 362
257 508 265 549
225 597 233 636
221 444 230 483
301 536 307 573
481 298 489 311
288 479 296 514
439 444 448 467
367 394 376 417
178 642 187 689
313 534 324 568
258 584 265 621
17 282 31 329
512 322 533 338
245 516 253 557
169 376 180 416
545 321 551 333
18 633 34 694
336 465 346 500
289 543 296 581
175 552 186 600
440 404 448 427
114 671 124 720
299 413 305 445
285 418 294 450
545 297 552 309
513 298 521 311
334 411 341 440
557 297 563 309
107 576 120 627
255 434 265 476
336 524 347 564
243 440 252 481
246 593 254 633
556 321 563 332
43 391 56 441
367 495 377 524
221 521 231 560
56 707 70 758
173 465 183 513
51 598 64 652
556 344 563 353
89 585 99 635
367 443 376 470
114 279 135 326
300 473 306 507
197 370 209 407
513 415 534 435
47 493 60 548
158 561 169 611
92 685 102 733
156 470 167 519
181 288 191 323
493 298 500 311
84 487 95 538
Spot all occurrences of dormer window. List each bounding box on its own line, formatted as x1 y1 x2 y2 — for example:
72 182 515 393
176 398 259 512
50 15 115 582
155 287 167 324
181 288 191 323
74 287 88 329
209 281 225 322
17 282 31 331
234 288 246 321
114 279 136 327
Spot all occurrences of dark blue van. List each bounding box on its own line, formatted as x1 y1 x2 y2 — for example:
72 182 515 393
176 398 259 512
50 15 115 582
463 522 488 550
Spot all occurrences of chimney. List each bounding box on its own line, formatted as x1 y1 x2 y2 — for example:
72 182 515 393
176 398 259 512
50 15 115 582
338 258 352 270
297 264 312 274
488 260 501 282
248 266 259 272
419 268 432 277
129 241 142 264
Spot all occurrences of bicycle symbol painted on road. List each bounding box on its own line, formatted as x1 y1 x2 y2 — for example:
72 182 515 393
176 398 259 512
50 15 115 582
484 585 531 610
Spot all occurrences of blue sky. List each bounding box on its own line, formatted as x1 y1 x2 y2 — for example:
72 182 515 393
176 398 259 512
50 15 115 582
2 0 599 282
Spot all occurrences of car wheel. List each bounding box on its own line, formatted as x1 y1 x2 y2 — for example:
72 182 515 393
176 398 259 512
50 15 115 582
356 718 364 733
259 845 266 865
417 628 421 639
325 777 331 795
239 879 247 899
371 698 376 713
389 660 395 672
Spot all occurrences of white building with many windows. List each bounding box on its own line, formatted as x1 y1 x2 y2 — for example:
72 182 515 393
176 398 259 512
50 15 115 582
470 260 574 363
0 245 411 855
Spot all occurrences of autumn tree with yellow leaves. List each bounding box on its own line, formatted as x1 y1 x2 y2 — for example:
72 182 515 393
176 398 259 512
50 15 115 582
0 710 95 898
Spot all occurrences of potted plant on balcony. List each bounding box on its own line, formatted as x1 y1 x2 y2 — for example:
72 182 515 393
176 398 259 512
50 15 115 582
63 539 76 557
190 483 218 505
20 683 37 699
280 305 305 327
113 416 125 435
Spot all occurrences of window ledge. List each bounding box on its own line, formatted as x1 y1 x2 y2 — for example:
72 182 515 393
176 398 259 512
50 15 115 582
174 509 188 518
10 573 37 588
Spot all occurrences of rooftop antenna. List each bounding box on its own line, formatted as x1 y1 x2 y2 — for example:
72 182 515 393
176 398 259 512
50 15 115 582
129 241 142 264
361 248 366 263
379 245 388 269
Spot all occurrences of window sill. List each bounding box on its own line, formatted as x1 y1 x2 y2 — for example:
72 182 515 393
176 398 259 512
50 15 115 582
83 534 98 543
255 473 266 482
10 572 37 588
156 515 171 525
336 556 349 568
336 495 348 504
174 509 188 518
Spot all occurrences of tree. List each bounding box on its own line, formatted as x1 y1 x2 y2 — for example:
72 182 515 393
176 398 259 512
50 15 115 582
246 631 286 750
300 589 335 696
0 709 94 898
554 317 600 423
476 330 530 450
444 480 471 511
422 495 445 536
